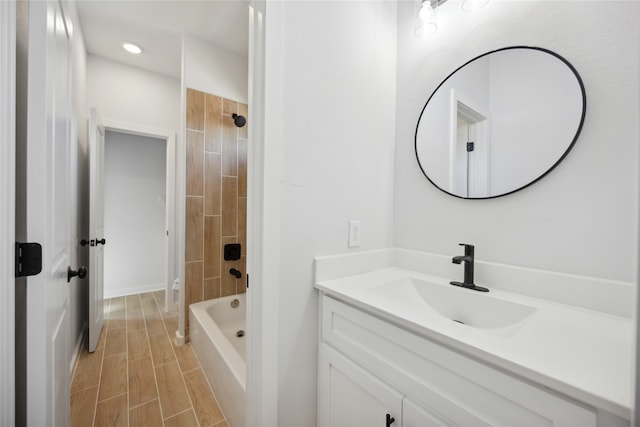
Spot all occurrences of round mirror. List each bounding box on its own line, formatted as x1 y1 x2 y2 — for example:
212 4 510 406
415 46 586 199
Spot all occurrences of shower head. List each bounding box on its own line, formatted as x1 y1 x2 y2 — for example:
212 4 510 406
232 113 247 128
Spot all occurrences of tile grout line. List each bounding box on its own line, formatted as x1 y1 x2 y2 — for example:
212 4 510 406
142 292 168 426
162 297 202 427
202 108 206 306
165 408 195 423
92 298 110 427
148 294 177 426
125 295 131 426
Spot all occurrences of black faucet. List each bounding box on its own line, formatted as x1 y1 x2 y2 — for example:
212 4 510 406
450 243 489 292
229 268 242 279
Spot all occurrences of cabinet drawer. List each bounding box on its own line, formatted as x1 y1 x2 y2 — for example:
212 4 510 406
321 295 597 427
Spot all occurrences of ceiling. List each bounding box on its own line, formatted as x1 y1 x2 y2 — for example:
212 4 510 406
76 0 250 79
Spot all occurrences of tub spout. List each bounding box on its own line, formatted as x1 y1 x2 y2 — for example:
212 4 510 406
229 268 242 279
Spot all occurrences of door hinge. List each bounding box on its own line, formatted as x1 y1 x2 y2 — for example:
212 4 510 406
15 242 43 277
466 141 475 152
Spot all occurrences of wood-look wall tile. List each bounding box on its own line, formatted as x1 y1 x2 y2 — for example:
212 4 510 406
71 385 98 427
186 88 204 131
128 356 157 407
204 277 221 301
220 237 240 297
148 332 176 366
185 261 203 307
238 103 248 139
183 368 225 426
204 216 221 279
186 130 204 196
155 362 191 418
238 139 248 197
98 354 127 402
164 410 198 427
221 177 237 237
239 256 247 293
205 94 223 153
95 394 128 427
185 197 203 262
221 121 238 176
129 399 163 427
222 98 239 115
238 197 247 252
204 153 222 216
221 279 237 298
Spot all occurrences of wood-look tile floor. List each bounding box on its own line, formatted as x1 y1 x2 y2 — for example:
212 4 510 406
71 290 228 427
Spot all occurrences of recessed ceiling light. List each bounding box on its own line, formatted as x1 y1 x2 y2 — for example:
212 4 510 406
122 43 143 54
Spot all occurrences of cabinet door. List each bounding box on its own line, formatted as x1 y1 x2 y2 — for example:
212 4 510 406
319 344 402 427
403 398 452 427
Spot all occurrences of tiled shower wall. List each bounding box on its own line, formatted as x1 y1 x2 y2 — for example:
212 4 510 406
184 88 247 331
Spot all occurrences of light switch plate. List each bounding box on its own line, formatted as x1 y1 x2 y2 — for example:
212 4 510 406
348 220 361 248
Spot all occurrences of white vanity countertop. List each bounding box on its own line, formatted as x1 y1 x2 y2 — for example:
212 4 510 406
315 267 632 419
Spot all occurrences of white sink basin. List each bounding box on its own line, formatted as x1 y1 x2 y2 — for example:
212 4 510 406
369 278 536 329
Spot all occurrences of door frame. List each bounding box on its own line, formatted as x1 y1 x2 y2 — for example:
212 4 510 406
246 2 279 425
101 119 177 310
0 1 16 424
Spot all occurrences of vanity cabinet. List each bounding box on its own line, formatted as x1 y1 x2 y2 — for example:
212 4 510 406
318 295 599 427
319 343 450 427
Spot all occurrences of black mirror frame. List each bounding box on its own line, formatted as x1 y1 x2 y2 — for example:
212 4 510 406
414 46 587 200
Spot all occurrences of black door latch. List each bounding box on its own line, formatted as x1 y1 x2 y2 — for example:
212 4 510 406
15 242 42 277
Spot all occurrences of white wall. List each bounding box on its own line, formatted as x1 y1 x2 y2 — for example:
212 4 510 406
262 2 397 425
87 55 180 131
395 1 639 283
103 131 167 298
488 50 583 194
182 35 248 102
87 54 180 296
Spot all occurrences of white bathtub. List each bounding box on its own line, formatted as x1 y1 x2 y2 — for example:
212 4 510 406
190 294 246 427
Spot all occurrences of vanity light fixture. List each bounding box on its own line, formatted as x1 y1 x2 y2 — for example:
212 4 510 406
415 0 446 37
122 42 143 54
462 0 489 12
415 0 490 38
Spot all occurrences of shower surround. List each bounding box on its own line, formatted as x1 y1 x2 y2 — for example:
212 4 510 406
184 88 248 334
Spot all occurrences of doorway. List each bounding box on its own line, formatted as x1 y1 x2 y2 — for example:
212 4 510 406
103 130 168 299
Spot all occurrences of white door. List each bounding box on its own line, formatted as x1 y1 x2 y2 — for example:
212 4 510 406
318 344 403 427
25 1 76 425
88 108 106 352
403 397 453 427
0 1 16 425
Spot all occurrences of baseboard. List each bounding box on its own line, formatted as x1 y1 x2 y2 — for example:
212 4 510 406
104 282 165 299
70 322 87 377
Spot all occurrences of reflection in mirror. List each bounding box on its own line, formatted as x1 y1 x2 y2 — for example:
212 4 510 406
415 46 586 199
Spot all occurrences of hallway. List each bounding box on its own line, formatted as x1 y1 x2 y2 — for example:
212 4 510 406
70 290 227 427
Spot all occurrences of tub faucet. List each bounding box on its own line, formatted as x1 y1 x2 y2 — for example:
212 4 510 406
450 243 489 292
229 268 242 279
